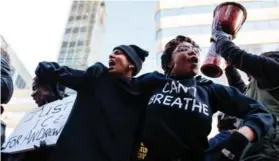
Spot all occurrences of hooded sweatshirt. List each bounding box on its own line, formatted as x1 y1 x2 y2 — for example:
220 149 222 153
134 72 273 161
35 62 147 161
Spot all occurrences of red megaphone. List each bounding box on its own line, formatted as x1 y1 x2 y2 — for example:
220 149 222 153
201 2 247 78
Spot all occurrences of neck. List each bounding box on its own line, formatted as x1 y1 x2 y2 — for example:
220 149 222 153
170 73 195 79
123 71 133 78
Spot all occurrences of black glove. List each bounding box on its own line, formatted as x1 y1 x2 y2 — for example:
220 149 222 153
34 140 48 149
211 22 233 43
35 62 63 100
205 131 249 161
35 62 60 83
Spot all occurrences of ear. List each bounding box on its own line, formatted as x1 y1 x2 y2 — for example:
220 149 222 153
167 59 173 69
128 65 135 69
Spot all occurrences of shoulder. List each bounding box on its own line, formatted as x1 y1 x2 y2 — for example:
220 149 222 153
135 71 164 82
86 62 108 77
195 75 213 86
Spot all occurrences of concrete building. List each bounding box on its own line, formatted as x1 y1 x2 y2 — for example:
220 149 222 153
1 35 32 89
155 0 279 138
1 89 36 137
57 0 106 70
155 0 279 80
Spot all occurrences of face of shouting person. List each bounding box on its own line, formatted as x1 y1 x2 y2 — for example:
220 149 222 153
168 41 200 78
108 49 134 77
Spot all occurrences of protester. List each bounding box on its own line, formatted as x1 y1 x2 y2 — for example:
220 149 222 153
209 112 237 147
1 52 14 146
35 44 149 161
1 106 6 146
1 77 68 161
133 35 274 161
213 22 279 161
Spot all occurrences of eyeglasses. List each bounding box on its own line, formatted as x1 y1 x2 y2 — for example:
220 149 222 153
173 45 201 54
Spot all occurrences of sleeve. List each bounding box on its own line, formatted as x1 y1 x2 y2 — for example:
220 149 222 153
1 58 14 104
35 62 103 91
209 84 274 141
224 66 247 93
216 38 279 89
134 72 159 102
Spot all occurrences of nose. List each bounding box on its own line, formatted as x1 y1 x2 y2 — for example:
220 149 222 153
186 50 197 57
109 54 115 59
31 90 37 98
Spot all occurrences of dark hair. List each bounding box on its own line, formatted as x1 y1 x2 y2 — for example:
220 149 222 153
161 35 200 74
33 77 66 95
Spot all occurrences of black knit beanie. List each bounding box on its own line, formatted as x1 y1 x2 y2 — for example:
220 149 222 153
113 45 149 76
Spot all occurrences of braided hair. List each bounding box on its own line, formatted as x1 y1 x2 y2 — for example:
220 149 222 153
161 35 200 74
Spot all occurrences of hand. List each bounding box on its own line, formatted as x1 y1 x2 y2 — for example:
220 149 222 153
34 140 48 149
205 132 249 161
211 22 233 43
35 61 60 83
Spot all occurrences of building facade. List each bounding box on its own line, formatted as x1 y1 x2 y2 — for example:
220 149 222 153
155 0 279 77
155 0 279 138
57 0 106 70
1 89 36 137
1 36 32 89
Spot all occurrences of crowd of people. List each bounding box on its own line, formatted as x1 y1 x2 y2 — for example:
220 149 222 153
1 19 279 161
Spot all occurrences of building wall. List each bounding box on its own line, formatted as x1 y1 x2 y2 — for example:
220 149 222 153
0 36 32 89
57 0 106 70
1 89 36 137
155 0 279 69
155 0 279 138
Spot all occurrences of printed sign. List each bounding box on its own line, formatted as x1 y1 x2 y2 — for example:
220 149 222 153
2 95 76 153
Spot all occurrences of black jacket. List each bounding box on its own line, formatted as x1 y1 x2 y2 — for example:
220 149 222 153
216 37 279 90
35 62 146 161
1 55 14 104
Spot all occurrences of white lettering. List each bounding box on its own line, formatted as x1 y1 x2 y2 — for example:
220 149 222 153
163 95 173 106
162 82 170 93
202 104 209 116
177 82 188 94
171 97 183 108
153 94 164 104
192 99 202 113
148 95 156 105
183 98 192 110
170 81 178 93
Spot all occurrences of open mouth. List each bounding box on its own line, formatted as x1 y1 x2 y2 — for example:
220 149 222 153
189 56 199 64
108 60 116 67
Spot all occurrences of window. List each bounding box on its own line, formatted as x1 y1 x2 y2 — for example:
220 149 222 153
78 3 84 12
78 41 84 46
155 1 277 22
80 26 87 32
76 16 82 20
69 41 76 47
72 3 77 11
86 40 91 46
73 27 79 33
68 16 74 22
86 2 92 12
65 28 71 34
83 14 88 20
62 41 68 47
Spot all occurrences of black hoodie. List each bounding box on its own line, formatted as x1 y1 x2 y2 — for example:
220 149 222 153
134 72 273 161
35 62 147 161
